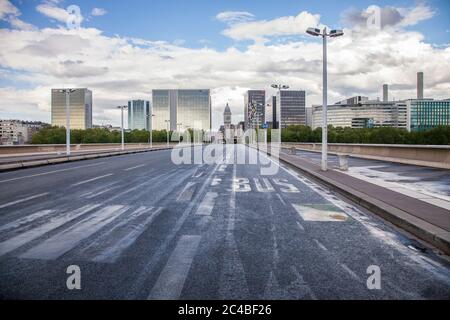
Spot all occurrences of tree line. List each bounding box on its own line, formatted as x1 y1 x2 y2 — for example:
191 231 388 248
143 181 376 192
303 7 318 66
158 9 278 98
31 127 171 144
31 125 450 145
277 125 450 145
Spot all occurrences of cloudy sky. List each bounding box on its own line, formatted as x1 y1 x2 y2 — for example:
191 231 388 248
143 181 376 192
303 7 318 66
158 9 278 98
0 0 449 129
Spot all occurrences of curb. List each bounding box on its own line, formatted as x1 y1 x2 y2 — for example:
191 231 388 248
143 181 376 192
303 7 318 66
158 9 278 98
0 147 174 173
265 148 450 255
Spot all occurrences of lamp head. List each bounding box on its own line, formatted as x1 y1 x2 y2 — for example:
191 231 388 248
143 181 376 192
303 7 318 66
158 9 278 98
329 29 344 37
306 27 321 37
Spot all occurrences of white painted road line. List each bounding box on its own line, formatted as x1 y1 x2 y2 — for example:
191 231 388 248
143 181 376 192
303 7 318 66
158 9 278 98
0 162 106 183
276 193 287 206
176 182 197 202
91 207 164 263
313 239 328 251
148 235 201 300
124 164 146 171
0 193 49 210
292 204 348 222
340 263 360 280
0 204 101 257
20 205 127 260
195 192 218 215
71 174 114 187
0 209 54 233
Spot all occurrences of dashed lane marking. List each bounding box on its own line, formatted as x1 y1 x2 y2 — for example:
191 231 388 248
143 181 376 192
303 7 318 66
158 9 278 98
0 162 106 183
148 235 201 300
71 174 114 187
195 192 218 216
0 193 49 210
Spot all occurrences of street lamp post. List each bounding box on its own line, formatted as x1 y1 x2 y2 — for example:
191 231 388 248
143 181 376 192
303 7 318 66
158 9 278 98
147 114 155 149
117 105 128 151
165 120 170 147
306 27 344 171
59 89 76 156
176 122 183 143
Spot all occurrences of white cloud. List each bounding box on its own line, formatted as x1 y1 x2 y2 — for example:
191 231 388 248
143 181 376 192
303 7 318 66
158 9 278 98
36 3 69 23
398 4 435 26
36 1 84 26
342 4 435 29
222 11 322 41
0 0 35 30
0 0 19 19
91 8 106 17
0 3 449 129
216 11 254 25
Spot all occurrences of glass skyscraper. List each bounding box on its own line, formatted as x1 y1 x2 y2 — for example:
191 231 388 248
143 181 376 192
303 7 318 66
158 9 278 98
128 100 150 130
277 90 306 128
407 99 450 132
152 89 211 131
51 88 92 130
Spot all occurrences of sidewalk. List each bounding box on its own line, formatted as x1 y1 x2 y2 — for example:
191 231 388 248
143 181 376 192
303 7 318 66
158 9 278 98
274 150 450 255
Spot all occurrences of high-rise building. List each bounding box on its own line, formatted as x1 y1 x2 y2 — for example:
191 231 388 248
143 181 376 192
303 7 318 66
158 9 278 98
383 84 389 102
270 96 277 129
406 99 450 132
223 103 232 129
277 90 306 128
51 88 92 129
244 90 265 129
128 100 151 130
417 72 424 99
152 89 211 131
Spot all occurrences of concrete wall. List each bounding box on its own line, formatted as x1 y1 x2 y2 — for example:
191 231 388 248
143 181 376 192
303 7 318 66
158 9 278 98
0 143 170 155
282 143 450 169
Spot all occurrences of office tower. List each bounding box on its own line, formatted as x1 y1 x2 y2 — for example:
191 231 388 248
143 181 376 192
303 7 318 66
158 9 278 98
244 90 265 129
152 89 211 131
383 84 389 102
128 100 151 130
270 96 278 129
406 99 450 132
277 90 306 128
51 88 92 130
417 72 424 99
223 103 232 129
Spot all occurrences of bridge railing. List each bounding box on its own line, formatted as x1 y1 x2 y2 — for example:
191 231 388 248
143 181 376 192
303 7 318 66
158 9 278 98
280 142 450 169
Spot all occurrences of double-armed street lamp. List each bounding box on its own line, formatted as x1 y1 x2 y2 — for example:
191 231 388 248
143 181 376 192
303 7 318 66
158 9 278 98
117 105 128 150
59 89 77 156
306 27 344 171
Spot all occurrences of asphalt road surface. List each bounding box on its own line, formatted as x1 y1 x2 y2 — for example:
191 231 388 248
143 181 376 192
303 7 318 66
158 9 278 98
0 145 449 299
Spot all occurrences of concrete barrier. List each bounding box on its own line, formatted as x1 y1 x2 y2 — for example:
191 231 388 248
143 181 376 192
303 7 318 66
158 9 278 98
0 143 171 156
282 143 450 169
0 145 176 172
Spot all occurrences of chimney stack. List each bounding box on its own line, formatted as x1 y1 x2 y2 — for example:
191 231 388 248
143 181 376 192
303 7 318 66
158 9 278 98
383 84 388 102
417 72 424 99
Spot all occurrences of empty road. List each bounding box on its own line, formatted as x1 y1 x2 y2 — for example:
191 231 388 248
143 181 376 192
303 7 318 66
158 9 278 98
0 144 449 299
